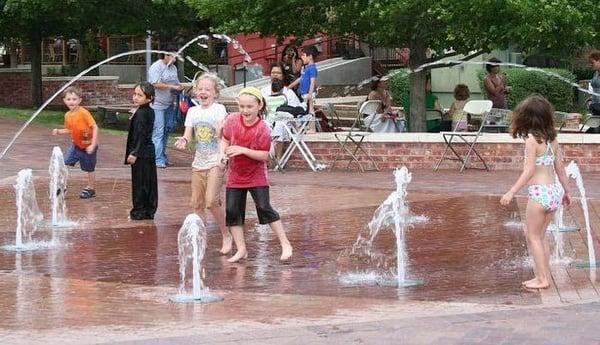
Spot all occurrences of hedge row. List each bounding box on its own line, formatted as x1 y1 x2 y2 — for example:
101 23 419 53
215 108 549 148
388 67 576 112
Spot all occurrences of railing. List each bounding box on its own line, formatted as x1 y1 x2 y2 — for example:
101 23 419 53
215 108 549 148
229 35 372 86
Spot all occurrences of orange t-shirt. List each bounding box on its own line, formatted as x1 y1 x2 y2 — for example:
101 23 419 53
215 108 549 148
64 107 96 149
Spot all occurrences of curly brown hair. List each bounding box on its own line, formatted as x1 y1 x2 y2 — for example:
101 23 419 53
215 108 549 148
453 84 470 101
509 95 556 143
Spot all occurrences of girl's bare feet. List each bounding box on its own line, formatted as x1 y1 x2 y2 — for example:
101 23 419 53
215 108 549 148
521 277 538 286
219 233 233 255
524 279 550 289
280 242 293 261
227 250 248 263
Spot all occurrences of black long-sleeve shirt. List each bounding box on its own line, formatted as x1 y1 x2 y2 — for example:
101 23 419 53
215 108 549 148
125 104 155 163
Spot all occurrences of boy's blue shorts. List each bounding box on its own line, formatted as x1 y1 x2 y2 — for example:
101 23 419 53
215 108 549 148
64 144 97 172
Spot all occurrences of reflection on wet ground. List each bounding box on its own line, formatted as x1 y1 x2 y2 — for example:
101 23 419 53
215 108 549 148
0 173 541 331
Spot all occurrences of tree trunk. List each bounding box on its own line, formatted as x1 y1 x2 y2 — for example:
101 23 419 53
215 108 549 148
408 43 428 132
78 39 88 70
9 42 19 68
30 35 43 107
408 71 427 132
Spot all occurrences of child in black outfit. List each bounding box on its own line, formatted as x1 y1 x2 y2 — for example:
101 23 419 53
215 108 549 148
126 82 158 220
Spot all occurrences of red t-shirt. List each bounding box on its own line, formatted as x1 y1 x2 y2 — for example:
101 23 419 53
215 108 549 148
222 113 271 188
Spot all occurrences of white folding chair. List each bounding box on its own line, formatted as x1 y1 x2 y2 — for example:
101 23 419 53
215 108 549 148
434 100 493 172
330 100 382 172
580 115 600 133
275 113 323 172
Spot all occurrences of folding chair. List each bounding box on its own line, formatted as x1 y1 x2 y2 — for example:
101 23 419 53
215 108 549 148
330 100 382 172
434 100 493 172
580 115 600 133
268 111 294 171
275 113 324 172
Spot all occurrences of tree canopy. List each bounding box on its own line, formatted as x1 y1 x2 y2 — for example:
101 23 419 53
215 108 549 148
0 0 202 105
189 0 599 130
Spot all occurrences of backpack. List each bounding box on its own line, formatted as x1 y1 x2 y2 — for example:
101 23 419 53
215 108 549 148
314 109 341 132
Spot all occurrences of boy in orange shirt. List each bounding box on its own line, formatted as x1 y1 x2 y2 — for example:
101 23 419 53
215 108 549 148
52 86 99 199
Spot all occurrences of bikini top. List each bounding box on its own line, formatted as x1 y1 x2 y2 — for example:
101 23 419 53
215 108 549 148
535 142 555 166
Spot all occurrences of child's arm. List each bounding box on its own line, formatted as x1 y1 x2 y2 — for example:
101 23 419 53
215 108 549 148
52 128 70 135
219 136 230 167
288 77 300 89
86 124 99 153
553 141 572 206
500 137 537 205
225 146 268 161
448 102 456 117
308 77 317 95
175 126 194 150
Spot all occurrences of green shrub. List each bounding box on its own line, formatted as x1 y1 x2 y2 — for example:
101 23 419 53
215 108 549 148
387 68 409 106
477 68 576 112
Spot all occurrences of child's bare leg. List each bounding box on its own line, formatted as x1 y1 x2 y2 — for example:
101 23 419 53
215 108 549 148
87 172 95 189
522 225 539 286
227 225 247 262
275 143 285 161
524 201 551 289
268 220 292 261
524 213 554 286
542 212 555 277
209 205 232 254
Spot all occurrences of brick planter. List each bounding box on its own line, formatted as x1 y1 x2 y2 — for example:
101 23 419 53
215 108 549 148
286 133 600 172
0 69 132 107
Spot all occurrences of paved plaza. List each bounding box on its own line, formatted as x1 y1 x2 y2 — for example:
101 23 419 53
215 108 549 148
1 118 600 344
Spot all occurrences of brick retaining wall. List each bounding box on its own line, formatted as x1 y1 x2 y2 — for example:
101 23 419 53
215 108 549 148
286 140 600 172
0 69 131 107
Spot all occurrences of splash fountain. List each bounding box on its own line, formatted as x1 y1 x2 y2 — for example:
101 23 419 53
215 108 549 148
48 146 71 227
565 162 597 268
343 167 424 287
170 214 223 303
1 169 44 251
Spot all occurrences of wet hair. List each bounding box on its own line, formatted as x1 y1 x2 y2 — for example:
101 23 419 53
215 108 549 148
63 86 83 98
193 72 222 96
486 57 501 73
271 79 284 94
510 95 557 143
302 45 318 58
453 84 470 101
135 82 155 101
269 62 285 74
588 49 600 62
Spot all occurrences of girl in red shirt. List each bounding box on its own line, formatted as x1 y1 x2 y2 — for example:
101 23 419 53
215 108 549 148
221 87 293 263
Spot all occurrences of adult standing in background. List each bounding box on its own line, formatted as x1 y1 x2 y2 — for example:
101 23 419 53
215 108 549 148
483 57 510 109
148 45 183 168
281 45 303 91
588 50 600 115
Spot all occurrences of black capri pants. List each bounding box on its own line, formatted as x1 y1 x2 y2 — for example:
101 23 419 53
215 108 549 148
226 186 280 226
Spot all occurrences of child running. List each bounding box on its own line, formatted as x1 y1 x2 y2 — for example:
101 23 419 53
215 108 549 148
220 87 293 263
500 95 571 289
174 73 232 254
52 86 98 199
125 82 158 220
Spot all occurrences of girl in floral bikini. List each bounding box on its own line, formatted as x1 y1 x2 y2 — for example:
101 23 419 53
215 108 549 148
500 95 572 289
